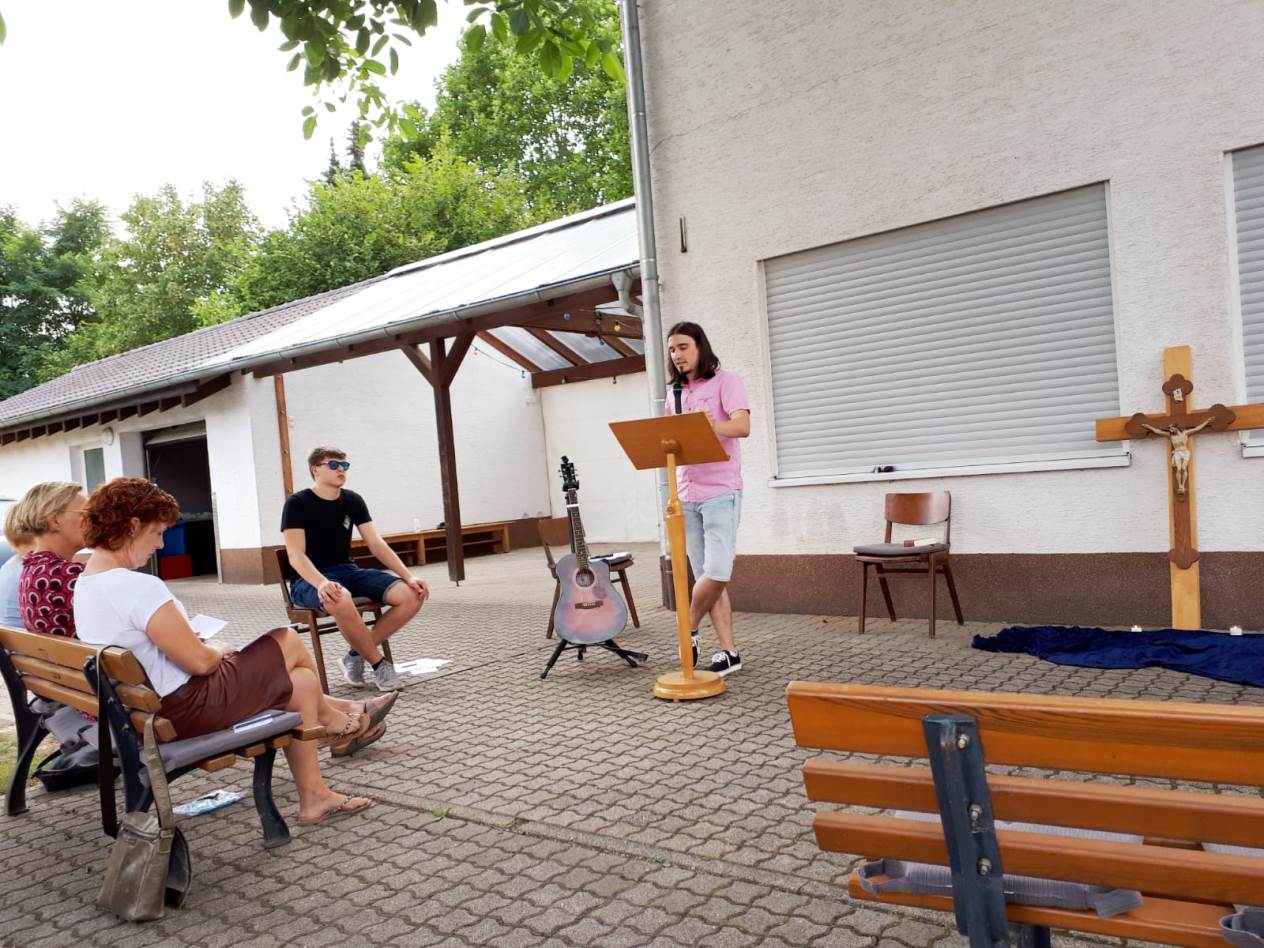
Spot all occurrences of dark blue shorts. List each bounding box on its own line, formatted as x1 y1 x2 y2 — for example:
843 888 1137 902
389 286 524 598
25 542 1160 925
290 563 401 611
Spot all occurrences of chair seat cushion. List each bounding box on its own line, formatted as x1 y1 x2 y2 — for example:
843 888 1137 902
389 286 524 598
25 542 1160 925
854 542 947 557
157 709 303 772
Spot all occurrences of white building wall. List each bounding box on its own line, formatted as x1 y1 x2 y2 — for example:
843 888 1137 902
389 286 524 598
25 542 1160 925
0 387 248 542
540 371 658 543
641 0 1264 555
272 342 551 544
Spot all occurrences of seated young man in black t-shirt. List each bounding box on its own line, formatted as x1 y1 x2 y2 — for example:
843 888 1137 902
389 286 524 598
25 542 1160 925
281 446 428 691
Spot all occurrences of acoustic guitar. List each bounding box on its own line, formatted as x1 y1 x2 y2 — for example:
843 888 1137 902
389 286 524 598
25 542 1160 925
552 456 629 645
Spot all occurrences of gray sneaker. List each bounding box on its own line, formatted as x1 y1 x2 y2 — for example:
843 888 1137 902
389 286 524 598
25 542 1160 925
340 651 367 687
371 659 404 691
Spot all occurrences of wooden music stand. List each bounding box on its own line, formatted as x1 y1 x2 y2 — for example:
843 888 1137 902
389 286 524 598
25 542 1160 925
610 412 730 701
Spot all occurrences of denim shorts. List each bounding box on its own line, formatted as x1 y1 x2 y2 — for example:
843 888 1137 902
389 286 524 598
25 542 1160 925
683 490 742 583
290 562 402 611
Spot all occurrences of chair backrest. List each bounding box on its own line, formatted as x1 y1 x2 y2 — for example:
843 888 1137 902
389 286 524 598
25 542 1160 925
537 517 572 572
0 624 176 741
274 547 296 608
883 491 951 543
787 681 1264 910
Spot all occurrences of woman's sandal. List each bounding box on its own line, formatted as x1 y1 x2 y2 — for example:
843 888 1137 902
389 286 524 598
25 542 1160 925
318 710 369 747
297 794 374 826
363 691 398 729
330 720 387 758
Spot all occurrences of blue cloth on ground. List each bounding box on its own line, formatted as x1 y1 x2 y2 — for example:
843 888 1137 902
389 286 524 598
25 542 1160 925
972 626 1264 688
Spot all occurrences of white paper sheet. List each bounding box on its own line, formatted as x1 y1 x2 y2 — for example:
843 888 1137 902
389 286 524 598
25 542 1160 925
392 658 452 676
189 614 227 639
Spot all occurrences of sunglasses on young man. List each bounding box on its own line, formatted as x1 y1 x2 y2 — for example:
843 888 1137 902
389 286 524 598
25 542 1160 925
324 460 352 471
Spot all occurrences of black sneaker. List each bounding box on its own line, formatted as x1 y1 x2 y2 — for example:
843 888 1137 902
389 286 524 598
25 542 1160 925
705 650 742 676
690 633 699 668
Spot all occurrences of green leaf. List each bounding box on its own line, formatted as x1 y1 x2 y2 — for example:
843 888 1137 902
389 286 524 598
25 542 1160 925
0 13 6 45
509 9 530 35
389 47 399 74
371 33 389 55
324 101 337 113
278 38 299 51
364 59 387 76
601 50 625 83
539 39 561 76
516 28 544 53
301 105 315 116
287 51 302 72
466 6 489 23
392 32 413 47
304 41 325 66
250 3 268 31
227 0 245 18
557 51 573 83
490 12 509 44
465 24 486 51
583 39 601 68
355 28 370 55
302 115 317 140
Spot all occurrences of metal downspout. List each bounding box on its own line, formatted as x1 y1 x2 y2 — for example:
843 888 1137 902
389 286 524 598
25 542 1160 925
619 0 670 559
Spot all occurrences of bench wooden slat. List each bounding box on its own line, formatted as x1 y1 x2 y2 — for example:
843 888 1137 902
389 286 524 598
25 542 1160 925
803 759 1264 848
236 734 292 758
788 681 1264 785
846 876 1231 948
11 654 96 695
197 753 237 773
815 811 1264 906
24 676 98 716
292 725 325 741
0 627 147 685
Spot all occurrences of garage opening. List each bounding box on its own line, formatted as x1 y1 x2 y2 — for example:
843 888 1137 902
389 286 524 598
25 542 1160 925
144 422 218 580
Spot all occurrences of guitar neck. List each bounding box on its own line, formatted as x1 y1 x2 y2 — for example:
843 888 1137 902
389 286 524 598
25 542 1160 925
565 489 589 566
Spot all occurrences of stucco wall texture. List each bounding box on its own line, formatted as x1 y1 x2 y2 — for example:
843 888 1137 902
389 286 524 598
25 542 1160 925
639 0 1264 557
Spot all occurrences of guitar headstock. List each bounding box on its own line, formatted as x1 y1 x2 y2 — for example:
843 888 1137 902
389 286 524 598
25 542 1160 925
559 456 579 493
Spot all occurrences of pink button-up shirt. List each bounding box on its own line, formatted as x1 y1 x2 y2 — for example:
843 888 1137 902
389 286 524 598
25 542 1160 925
665 368 750 502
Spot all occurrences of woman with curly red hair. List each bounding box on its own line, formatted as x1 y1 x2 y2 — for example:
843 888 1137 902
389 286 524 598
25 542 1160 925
74 477 391 826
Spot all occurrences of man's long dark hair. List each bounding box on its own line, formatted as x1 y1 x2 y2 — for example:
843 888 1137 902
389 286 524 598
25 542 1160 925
666 321 720 386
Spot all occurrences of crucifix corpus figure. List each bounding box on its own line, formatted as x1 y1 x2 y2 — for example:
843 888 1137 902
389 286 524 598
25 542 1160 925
1139 417 1214 498
1096 345 1264 629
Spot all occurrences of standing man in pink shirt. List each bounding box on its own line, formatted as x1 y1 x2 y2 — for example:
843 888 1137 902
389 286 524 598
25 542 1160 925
664 322 751 676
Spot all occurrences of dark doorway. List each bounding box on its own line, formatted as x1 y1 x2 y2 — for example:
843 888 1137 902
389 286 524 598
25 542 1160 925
144 424 218 579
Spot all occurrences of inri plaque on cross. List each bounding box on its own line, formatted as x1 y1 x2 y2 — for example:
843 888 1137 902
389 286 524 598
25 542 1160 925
1096 346 1264 629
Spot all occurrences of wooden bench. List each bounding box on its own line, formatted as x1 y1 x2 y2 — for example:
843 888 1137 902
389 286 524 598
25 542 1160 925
349 521 512 567
1 624 322 848
787 682 1264 947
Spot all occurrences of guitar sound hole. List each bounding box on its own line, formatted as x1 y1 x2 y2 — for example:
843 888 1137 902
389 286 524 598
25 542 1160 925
575 569 595 588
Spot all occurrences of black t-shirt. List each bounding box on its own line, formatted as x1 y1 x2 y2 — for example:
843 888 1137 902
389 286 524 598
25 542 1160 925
280 488 372 575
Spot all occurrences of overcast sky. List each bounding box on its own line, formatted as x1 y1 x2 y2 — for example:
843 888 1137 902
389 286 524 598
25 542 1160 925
0 1 465 230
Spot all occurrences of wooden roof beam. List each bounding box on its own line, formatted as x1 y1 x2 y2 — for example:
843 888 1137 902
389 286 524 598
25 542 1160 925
475 331 541 374
525 328 585 366
531 355 646 389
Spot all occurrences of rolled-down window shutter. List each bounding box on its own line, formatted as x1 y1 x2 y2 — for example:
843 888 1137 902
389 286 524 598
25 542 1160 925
763 185 1123 479
1231 145 1264 441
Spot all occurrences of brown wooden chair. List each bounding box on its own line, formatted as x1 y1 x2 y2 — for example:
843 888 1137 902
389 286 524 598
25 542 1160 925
537 517 639 639
274 548 391 693
854 491 962 638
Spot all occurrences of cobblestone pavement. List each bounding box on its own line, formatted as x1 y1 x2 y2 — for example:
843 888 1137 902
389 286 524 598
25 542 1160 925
3 544 1259 947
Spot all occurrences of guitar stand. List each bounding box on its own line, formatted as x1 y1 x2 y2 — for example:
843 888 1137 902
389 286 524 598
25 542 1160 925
540 638 649 680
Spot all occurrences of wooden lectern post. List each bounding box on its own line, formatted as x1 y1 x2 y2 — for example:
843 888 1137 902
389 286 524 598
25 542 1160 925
610 413 729 701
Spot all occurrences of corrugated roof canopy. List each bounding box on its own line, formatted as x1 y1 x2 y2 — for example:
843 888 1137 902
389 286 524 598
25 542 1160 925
0 199 644 440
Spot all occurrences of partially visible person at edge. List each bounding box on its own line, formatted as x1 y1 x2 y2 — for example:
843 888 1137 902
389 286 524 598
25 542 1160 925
74 478 395 826
13 481 90 637
1 501 35 628
663 321 751 676
281 446 428 692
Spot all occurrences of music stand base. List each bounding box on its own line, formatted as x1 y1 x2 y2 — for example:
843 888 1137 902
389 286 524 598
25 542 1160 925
653 670 725 701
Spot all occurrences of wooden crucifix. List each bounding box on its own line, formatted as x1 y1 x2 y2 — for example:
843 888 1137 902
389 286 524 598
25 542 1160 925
1096 345 1264 629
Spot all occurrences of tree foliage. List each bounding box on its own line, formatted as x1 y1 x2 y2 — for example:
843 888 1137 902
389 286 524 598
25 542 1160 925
383 0 628 215
42 183 260 377
226 0 624 141
0 201 107 398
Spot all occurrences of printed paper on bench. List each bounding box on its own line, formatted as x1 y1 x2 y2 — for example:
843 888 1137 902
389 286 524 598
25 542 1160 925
233 710 283 733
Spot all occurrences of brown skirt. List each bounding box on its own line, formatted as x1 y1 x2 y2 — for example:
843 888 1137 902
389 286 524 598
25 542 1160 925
160 634 293 739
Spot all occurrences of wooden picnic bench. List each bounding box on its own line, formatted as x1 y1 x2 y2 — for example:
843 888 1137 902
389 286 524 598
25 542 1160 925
787 682 1264 947
1 624 323 848
349 521 512 568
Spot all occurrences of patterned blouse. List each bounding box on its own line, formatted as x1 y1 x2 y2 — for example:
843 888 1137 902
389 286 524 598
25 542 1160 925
18 551 85 638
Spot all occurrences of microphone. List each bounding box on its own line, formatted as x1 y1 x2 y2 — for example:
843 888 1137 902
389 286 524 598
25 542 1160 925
672 381 682 415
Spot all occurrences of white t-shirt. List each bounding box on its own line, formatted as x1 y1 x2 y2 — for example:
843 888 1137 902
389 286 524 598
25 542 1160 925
74 568 192 698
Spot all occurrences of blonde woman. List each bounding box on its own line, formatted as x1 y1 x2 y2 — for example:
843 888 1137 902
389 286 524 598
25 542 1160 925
11 481 89 638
